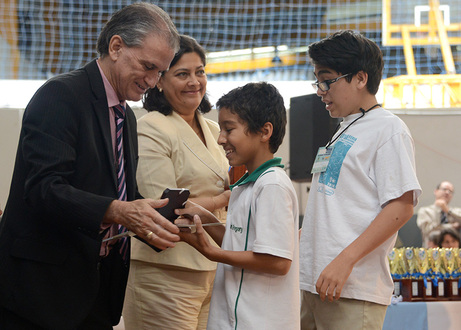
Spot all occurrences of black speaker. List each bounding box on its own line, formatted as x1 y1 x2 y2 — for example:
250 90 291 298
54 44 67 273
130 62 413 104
289 94 340 182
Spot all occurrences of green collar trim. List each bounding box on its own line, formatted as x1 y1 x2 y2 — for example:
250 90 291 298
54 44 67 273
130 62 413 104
230 157 284 191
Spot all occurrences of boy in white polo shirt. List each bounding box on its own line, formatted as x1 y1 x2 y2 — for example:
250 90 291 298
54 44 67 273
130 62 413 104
299 30 422 329
177 82 300 330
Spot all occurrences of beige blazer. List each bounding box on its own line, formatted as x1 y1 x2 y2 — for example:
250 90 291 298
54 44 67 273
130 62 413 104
132 110 229 270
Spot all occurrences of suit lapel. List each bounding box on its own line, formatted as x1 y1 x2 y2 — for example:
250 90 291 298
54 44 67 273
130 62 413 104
85 60 118 189
170 111 227 181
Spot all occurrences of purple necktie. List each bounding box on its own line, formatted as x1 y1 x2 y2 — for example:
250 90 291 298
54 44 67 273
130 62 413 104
113 104 129 263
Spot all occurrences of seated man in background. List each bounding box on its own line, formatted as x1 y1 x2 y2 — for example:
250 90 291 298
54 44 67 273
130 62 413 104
417 181 461 248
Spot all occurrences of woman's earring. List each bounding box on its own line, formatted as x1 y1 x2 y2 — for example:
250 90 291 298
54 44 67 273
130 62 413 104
158 87 163 92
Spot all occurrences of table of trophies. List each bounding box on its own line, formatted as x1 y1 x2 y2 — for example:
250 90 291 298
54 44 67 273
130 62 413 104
383 247 461 330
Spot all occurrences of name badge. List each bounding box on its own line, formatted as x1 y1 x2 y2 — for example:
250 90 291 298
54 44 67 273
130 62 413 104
311 146 333 174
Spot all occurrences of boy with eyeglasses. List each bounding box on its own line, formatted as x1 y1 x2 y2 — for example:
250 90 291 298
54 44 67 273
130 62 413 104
299 30 421 329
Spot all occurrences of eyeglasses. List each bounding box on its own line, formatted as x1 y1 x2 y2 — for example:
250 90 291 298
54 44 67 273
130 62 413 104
312 73 352 92
439 188 454 195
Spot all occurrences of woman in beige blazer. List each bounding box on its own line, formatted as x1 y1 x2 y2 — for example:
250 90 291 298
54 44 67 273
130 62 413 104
122 35 230 330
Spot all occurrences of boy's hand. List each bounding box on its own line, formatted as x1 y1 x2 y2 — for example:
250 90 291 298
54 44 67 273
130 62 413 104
315 254 354 302
178 215 215 257
175 200 217 224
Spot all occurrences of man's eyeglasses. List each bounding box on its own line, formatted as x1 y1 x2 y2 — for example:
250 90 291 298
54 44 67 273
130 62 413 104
439 188 454 195
312 73 352 92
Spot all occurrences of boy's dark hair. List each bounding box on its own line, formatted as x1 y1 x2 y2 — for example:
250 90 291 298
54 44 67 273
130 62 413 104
143 34 211 115
216 82 286 153
308 30 384 95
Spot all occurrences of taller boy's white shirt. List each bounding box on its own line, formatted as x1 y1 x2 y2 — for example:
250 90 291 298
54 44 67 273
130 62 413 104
299 108 421 305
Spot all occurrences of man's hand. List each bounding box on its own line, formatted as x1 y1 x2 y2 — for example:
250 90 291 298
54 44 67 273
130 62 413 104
435 199 449 214
104 199 180 250
315 253 354 302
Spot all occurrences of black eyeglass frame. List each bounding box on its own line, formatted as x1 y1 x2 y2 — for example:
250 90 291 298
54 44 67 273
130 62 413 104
312 73 352 92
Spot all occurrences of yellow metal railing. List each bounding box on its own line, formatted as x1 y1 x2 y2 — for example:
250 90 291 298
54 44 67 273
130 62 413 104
383 75 461 108
206 53 301 75
382 0 461 108
382 0 461 48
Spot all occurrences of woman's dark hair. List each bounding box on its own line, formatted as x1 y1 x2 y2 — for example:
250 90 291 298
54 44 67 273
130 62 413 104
438 226 461 247
143 34 211 115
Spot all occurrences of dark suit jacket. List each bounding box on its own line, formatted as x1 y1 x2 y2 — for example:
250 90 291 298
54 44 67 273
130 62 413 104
0 59 140 329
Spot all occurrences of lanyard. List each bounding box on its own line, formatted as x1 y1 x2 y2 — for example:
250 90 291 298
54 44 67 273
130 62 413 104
325 104 381 149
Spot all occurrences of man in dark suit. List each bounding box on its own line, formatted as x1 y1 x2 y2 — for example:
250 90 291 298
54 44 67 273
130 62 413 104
0 3 180 329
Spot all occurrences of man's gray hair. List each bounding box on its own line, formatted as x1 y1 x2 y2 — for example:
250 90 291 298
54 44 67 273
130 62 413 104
97 2 180 56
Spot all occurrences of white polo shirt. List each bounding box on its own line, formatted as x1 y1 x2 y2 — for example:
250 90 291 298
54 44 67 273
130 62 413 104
207 158 300 330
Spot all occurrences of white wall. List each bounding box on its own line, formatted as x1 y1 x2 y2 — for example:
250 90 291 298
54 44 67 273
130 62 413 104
398 112 461 209
0 108 23 211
